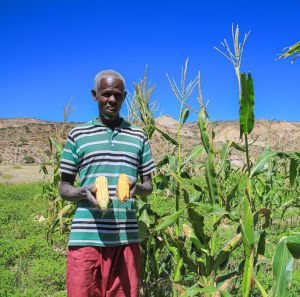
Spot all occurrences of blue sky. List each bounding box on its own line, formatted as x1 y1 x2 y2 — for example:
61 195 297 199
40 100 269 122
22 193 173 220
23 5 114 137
0 0 299 123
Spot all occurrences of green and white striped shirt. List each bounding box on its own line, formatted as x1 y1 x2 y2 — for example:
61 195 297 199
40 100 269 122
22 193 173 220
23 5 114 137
59 117 155 247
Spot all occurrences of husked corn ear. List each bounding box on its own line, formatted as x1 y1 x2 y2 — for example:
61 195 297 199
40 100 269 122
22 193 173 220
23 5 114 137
117 174 130 203
95 176 110 210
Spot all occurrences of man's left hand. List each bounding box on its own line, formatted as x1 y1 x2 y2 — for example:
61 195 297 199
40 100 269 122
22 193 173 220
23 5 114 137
128 178 136 197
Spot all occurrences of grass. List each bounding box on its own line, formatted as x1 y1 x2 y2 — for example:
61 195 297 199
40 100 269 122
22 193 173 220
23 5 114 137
0 183 68 297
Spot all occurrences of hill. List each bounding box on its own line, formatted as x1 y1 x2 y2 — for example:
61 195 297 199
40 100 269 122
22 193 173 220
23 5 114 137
0 116 299 179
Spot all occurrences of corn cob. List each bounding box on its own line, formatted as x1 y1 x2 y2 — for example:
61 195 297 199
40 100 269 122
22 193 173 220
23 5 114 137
95 176 110 210
117 174 130 203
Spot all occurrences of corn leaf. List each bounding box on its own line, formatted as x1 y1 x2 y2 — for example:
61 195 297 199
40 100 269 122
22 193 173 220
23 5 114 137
290 158 300 187
181 108 190 124
168 155 178 173
181 284 217 297
230 141 246 152
182 145 204 167
241 196 254 256
250 151 278 178
205 152 218 204
240 72 254 138
213 233 242 271
198 108 211 153
286 234 300 259
156 209 185 231
242 249 254 297
138 209 150 240
152 125 178 146
254 277 268 297
156 155 169 169
187 208 209 245
278 41 300 63
272 237 294 297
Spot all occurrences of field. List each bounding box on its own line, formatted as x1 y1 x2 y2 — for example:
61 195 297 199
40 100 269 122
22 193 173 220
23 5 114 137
0 182 299 296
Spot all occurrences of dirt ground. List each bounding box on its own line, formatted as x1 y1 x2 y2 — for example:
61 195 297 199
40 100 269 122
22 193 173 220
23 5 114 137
0 164 46 184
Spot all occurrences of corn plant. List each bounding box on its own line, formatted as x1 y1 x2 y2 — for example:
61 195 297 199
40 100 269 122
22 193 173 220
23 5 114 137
278 41 300 63
39 99 77 243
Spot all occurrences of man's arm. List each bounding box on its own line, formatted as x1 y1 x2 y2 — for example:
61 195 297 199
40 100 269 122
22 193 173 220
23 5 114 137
130 173 153 197
59 173 98 207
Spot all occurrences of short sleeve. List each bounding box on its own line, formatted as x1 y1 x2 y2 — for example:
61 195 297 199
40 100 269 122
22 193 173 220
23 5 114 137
138 134 156 176
59 132 79 176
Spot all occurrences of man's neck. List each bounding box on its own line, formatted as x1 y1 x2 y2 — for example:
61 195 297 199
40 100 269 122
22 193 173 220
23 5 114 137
99 115 122 129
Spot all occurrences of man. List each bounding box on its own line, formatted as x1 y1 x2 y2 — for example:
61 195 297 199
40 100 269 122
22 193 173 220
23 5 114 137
59 70 155 297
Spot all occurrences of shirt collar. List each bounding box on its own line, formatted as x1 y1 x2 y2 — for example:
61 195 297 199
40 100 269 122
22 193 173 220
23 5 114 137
91 117 130 129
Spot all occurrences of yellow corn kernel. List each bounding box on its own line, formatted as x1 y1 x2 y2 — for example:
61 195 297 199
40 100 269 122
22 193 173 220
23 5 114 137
95 176 110 210
117 174 130 203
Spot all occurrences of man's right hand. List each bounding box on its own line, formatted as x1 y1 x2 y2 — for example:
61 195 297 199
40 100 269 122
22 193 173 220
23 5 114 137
75 185 98 207
60 181 99 207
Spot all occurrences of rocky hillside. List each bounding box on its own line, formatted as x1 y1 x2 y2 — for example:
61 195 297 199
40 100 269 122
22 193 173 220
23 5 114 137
0 117 299 166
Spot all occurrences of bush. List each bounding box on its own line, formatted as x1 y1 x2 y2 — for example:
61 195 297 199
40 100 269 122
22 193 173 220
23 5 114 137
23 156 35 164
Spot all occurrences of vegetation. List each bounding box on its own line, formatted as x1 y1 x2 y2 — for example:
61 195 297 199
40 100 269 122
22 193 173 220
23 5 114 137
23 156 35 164
0 183 67 297
278 41 300 63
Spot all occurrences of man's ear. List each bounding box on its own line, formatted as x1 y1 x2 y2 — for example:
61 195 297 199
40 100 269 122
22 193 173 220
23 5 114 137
92 89 97 101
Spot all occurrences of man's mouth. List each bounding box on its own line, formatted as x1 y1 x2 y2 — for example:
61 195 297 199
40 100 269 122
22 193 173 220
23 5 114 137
107 106 116 111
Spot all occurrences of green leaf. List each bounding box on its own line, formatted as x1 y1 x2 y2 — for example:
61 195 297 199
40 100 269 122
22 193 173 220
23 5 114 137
272 237 294 297
187 208 209 245
138 209 150 240
242 249 254 297
214 233 242 271
156 209 185 231
152 125 178 145
156 155 169 169
286 234 300 259
189 202 228 216
205 152 218 204
181 108 190 124
241 196 254 256
230 141 246 152
216 141 231 174
278 41 300 63
198 108 211 153
240 72 255 138
254 277 268 297
182 145 204 167
181 284 217 297
290 158 300 187
168 155 178 173
250 151 278 178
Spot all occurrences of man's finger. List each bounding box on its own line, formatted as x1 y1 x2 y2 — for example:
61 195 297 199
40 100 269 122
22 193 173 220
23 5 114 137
128 178 136 189
86 184 96 193
86 189 98 207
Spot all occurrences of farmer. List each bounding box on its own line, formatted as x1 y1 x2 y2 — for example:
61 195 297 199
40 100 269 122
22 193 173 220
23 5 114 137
59 70 155 297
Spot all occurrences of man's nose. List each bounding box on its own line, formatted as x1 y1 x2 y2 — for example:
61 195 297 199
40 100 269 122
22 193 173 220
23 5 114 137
108 95 116 104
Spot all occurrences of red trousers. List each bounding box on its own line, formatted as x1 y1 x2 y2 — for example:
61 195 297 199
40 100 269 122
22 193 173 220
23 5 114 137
66 244 141 297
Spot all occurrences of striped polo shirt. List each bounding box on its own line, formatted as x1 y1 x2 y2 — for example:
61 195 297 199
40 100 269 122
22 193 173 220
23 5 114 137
59 117 155 247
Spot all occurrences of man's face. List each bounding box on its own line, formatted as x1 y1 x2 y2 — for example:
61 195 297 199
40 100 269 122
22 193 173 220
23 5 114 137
93 76 126 121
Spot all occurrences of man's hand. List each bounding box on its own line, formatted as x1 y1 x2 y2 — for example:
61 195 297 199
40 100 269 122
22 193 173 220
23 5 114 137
76 185 98 207
60 181 99 207
129 174 153 198
128 178 137 197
